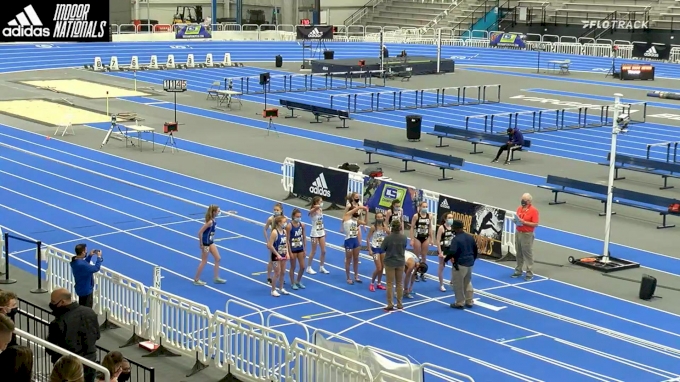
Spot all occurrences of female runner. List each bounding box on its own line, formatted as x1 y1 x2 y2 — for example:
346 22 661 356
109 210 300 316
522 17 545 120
385 199 404 231
194 204 227 285
410 201 434 280
342 204 367 284
436 213 455 292
286 208 306 290
367 211 389 292
263 203 284 284
307 196 329 275
346 192 368 240
404 250 424 298
267 215 290 297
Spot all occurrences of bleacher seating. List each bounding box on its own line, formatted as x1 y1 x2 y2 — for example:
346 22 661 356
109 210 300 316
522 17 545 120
599 153 680 190
428 124 531 161
547 0 654 28
279 99 351 128
538 175 680 229
357 0 458 28
357 139 465 180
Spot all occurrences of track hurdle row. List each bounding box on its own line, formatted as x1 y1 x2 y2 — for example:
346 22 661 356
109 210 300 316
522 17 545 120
646 141 680 163
329 85 501 113
85 53 234 72
225 70 387 95
466 102 647 134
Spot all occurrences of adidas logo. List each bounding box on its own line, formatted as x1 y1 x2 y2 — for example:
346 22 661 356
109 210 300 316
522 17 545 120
440 199 450 209
3 5 50 37
644 46 659 58
309 173 331 197
307 28 323 38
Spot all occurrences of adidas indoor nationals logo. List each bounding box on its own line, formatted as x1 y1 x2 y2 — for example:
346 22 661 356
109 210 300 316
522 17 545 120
309 173 331 197
2 3 109 41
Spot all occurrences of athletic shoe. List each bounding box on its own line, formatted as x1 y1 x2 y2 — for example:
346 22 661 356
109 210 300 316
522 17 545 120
193 280 206 286
267 278 272 284
296 282 305 289
511 272 522 278
319 266 329 274
369 284 376 292
279 288 290 295
420 276 427 282
525 275 533 281
439 285 446 292
291 284 299 290
214 278 226 284
376 284 386 290
271 290 280 297
405 293 414 299
306 267 317 275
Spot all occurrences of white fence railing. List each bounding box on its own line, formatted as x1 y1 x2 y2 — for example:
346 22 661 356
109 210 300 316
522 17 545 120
103 23 680 63
281 157 518 258
43 245 475 382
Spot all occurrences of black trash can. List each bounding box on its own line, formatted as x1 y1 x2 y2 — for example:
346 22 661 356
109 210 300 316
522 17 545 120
323 50 335 60
275 55 283 68
406 115 422 141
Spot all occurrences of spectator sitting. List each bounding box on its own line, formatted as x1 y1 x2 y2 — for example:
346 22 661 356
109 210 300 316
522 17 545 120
0 345 33 382
0 290 18 346
51 354 85 382
70 244 103 309
47 288 100 382
492 127 524 165
98 351 129 382
0 314 15 351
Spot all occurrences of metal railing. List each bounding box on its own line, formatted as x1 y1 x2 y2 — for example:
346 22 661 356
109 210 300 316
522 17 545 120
425 1 461 28
344 0 388 27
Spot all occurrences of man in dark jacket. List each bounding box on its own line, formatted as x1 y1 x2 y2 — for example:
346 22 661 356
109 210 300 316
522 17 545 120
0 314 14 352
381 219 409 311
47 288 100 382
445 220 478 309
70 243 103 308
492 127 524 164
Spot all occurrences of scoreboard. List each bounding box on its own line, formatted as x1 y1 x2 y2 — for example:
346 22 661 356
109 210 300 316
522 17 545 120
163 79 188 92
620 64 654 81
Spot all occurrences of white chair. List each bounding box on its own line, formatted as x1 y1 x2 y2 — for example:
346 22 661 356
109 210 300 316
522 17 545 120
54 114 74 136
206 81 220 100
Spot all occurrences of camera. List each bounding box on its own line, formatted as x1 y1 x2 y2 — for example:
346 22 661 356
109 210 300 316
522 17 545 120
616 114 630 133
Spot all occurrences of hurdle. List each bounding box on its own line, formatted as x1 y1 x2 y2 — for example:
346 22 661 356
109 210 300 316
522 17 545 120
646 141 680 163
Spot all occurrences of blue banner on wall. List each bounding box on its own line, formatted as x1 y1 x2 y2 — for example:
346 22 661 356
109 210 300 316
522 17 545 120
364 179 422 223
175 24 212 39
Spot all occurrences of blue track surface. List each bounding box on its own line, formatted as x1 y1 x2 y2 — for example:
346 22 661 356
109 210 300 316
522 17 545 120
2 41 680 381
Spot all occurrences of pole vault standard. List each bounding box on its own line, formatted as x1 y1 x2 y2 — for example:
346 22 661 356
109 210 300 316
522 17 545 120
379 30 384 74
436 28 442 73
567 93 640 273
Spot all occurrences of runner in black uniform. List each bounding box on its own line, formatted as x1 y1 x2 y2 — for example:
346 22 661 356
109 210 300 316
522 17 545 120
436 213 455 292
385 199 404 231
410 201 433 281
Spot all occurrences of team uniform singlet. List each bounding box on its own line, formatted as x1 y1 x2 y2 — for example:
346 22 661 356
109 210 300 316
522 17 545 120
272 229 288 262
405 251 419 264
440 225 454 253
310 211 325 238
389 208 402 225
290 223 304 253
370 228 387 254
415 214 431 242
343 218 360 250
202 220 216 246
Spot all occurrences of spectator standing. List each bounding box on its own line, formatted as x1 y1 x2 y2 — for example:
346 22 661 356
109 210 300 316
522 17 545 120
492 127 524 165
70 244 103 308
51 354 85 382
512 193 540 281
445 220 478 309
47 289 100 382
0 345 33 382
380 219 408 311
0 314 15 351
0 290 18 346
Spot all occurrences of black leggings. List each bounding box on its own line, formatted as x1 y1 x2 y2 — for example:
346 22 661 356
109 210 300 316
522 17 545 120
495 143 518 161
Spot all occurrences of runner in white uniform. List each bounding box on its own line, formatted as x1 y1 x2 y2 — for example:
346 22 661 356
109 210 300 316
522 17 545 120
342 204 367 284
307 196 329 275
367 212 389 292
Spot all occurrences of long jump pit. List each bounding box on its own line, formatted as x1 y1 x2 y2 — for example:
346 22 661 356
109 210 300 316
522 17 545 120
0 99 110 125
19 79 149 99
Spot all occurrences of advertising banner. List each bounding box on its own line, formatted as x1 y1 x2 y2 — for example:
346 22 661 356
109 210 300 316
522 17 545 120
2 3 109 42
436 196 505 258
364 179 422 225
175 24 211 39
489 32 526 49
296 25 333 40
631 42 670 60
292 161 348 206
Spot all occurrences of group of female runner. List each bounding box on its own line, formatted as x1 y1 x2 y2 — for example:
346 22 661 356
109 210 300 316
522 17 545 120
193 196 459 297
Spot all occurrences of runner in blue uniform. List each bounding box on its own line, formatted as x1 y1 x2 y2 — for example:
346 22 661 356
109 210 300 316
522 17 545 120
267 215 290 297
286 208 306 290
342 204 368 285
194 205 227 286
367 211 389 292
263 203 284 284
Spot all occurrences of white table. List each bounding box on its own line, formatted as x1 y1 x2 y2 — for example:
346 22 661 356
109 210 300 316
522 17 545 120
217 90 242 109
121 124 155 151
547 60 570 74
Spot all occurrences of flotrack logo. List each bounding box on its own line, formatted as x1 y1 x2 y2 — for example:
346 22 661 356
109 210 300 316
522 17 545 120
582 20 648 29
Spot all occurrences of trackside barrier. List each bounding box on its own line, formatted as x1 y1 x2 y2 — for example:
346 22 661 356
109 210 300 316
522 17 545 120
289 338 374 381
229 70 387 95
331 84 501 114
282 158 516 257
94 267 148 345
646 141 680 163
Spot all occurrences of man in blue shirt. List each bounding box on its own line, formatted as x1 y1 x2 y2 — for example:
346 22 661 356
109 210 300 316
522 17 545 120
444 220 478 309
492 127 524 165
70 244 103 309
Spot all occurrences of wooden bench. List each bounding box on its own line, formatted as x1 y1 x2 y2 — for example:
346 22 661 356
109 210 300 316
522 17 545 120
279 99 351 128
